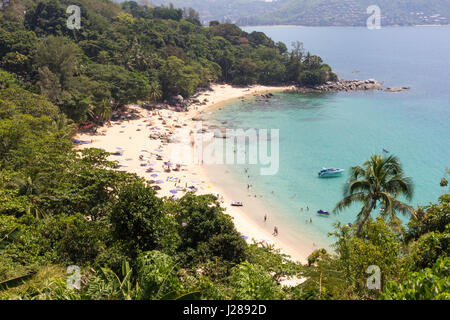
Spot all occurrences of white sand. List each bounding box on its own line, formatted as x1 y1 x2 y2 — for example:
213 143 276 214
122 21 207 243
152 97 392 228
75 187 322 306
76 84 311 263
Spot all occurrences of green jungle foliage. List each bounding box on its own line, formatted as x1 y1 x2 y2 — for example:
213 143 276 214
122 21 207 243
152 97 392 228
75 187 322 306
1 0 336 124
0 0 448 300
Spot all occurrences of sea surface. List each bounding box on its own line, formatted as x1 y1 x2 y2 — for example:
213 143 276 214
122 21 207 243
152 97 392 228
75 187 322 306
204 26 450 248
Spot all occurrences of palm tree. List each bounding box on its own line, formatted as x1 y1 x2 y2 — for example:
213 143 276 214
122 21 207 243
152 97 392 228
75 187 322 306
51 114 77 139
333 154 414 236
8 175 48 219
148 81 163 102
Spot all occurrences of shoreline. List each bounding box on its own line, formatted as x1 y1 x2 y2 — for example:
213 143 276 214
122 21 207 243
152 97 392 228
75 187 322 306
76 84 312 263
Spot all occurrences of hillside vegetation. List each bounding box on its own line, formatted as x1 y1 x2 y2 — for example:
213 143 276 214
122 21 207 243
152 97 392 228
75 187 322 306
0 0 448 300
1 0 336 124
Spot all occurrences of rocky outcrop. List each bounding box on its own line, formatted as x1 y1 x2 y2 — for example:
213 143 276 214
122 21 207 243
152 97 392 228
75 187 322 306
288 79 384 93
384 86 411 92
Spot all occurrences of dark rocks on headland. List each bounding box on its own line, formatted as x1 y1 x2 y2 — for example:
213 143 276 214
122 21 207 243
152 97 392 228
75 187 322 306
287 79 385 93
286 79 412 94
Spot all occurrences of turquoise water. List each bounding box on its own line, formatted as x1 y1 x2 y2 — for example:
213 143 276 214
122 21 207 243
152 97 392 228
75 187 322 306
206 27 450 246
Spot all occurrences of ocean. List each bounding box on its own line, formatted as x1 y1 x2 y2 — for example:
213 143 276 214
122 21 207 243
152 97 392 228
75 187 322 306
204 26 450 249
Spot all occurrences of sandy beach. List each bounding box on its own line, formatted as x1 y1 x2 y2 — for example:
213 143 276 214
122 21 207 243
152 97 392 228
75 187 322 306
76 84 311 263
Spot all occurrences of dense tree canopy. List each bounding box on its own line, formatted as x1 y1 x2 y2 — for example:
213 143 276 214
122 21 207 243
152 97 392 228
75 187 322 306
1 0 336 124
0 0 447 301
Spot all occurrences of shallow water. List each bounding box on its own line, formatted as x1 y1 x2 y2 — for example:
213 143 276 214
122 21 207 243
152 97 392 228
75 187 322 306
205 26 450 248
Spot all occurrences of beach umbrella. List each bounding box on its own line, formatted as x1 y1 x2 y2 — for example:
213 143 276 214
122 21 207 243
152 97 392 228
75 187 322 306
116 146 123 150
240 235 249 240
155 180 164 184
170 189 178 194
166 162 173 167
151 173 158 177
172 196 179 200
148 162 156 166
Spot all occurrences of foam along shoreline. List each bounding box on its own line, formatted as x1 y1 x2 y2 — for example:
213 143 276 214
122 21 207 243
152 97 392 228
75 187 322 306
76 84 312 263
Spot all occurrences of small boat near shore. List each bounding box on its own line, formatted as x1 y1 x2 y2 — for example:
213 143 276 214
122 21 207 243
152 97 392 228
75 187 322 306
317 210 330 215
318 168 344 178
231 201 243 207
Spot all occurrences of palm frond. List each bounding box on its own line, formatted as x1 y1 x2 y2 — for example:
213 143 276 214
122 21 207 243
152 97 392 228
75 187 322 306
349 166 365 180
390 197 415 216
333 192 368 213
348 180 371 195
383 176 414 201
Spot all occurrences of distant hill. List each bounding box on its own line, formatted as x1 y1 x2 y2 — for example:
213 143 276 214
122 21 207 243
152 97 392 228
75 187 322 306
146 0 450 26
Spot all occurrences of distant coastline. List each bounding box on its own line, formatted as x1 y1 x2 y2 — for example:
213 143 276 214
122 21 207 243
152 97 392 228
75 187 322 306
241 24 450 28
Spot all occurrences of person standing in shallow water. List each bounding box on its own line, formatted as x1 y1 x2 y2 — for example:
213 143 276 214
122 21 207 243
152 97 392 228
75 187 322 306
273 226 278 236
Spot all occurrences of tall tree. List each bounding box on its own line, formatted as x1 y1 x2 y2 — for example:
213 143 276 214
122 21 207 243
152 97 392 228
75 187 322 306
333 154 414 235
35 36 81 104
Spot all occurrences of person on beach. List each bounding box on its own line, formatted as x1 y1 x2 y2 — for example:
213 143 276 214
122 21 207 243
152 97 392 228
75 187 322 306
273 226 278 236
264 214 267 223
307 206 309 211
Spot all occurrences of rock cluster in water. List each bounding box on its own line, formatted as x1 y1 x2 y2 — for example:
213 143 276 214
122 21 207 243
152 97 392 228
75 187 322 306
318 79 384 91
288 79 384 93
287 79 411 93
385 86 411 92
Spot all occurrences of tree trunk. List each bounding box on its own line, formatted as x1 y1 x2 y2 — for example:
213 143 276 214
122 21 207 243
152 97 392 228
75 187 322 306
356 199 377 236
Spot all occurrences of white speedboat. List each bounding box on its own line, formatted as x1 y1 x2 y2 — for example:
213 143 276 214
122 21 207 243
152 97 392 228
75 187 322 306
318 168 344 178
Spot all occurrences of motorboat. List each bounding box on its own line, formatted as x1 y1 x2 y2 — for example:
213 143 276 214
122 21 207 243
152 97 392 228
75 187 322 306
231 201 243 207
317 210 330 215
318 168 344 178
